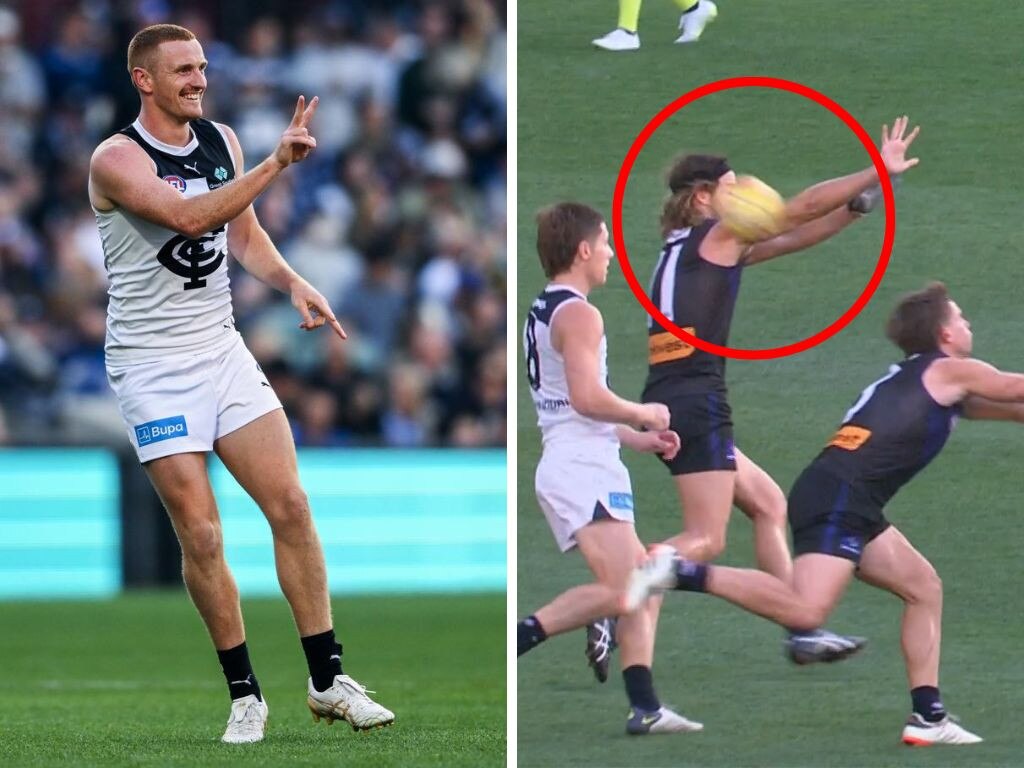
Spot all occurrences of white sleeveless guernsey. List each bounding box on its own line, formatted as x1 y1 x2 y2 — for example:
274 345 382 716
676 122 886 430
96 118 237 364
523 283 619 449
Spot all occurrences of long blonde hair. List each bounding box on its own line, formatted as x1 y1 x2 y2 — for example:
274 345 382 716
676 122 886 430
660 153 729 237
661 181 716 236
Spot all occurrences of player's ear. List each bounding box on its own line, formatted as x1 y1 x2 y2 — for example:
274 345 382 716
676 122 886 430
132 66 154 94
576 238 591 262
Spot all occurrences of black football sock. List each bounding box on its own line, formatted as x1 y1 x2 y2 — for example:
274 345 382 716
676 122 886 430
301 629 344 692
911 685 947 723
517 615 548 656
623 665 660 712
673 560 709 592
217 642 262 702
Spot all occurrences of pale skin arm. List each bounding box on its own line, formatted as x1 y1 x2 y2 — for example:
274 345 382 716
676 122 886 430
553 301 669 431
741 206 860 266
220 124 346 339
780 116 919 227
615 424 681 460
700 116 920 267
88 95 319 239
924 357 1024 407
960 396 1024 422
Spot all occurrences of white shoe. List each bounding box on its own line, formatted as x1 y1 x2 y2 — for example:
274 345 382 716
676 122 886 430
623 545 678 612
593 28 640 51
902 713 983 746
675 0 718 44
221 694 268 744
785 629 867 665
626 705 704 735
307 674 395 731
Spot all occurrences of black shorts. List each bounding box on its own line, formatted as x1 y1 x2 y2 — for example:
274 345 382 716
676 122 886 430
647 391 736 475
788 464 890 563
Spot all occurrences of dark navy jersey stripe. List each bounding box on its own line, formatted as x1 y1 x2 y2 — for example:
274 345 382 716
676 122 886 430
528 288 582 326
643 219 742 400
811 351 959 507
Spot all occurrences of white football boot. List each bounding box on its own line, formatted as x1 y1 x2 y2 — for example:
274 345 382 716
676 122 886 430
221 694 268 744
626 706 704 735
592 28 640 51
675 0 718 44
623 545 678 612
307 674 395 731
902 713 983 746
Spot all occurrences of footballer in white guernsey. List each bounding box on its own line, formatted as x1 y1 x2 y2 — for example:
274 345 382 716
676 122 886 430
516 202 702 736
87 23 392 744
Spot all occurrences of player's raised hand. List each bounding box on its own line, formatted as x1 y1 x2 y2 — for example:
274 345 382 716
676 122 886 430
272 95 319 169
290 280 347 340
879 115 920 175
637 402 670 432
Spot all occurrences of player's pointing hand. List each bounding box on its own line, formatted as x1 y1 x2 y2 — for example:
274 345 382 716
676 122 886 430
272 95 319 169
880 115 920 175
290 280 347 340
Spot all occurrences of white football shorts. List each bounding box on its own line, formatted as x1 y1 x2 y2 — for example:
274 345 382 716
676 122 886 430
535 443 635 552
106 333 283 463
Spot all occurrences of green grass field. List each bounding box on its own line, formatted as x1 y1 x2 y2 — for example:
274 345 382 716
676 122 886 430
0 593 504 767
518 2 1024 766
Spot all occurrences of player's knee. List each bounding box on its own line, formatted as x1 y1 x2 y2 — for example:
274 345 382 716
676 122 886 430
695 530 727 561
178 517 223 562
908 564 942 605
266 486 312 532
761 489 788 528
746 487 787 528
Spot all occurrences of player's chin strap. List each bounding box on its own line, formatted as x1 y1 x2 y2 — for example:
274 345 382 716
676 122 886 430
848 173 902 215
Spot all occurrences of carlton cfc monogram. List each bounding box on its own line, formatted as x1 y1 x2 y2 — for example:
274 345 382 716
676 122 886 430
157 228 227 290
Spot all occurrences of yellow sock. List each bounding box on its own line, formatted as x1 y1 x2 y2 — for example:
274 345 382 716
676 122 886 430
617 0 642 32
673 0 698 11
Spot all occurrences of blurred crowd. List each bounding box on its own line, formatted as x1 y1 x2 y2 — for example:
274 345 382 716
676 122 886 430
0 0 506 448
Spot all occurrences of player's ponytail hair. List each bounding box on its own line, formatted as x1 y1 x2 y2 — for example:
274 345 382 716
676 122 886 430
661 154 730 238
661 181 716 236
886 281 951 355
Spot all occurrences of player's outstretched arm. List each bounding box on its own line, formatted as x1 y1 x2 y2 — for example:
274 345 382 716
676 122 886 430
221 123 345 339
555 302 669 431
961 396 1024 422
782 116 919 228
89 95 319 240
741 205 859 266
927 357 1024 407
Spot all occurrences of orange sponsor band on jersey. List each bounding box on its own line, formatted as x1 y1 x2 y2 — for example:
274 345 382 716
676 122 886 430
828 425 872 451
648 328 697 364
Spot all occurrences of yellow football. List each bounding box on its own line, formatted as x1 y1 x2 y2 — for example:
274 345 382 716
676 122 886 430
717 175 786 242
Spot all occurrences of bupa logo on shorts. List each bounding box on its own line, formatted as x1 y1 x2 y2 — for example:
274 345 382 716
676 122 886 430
135 415 189 446
608 492 634 511
163 175 186 193
839 536 862 556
